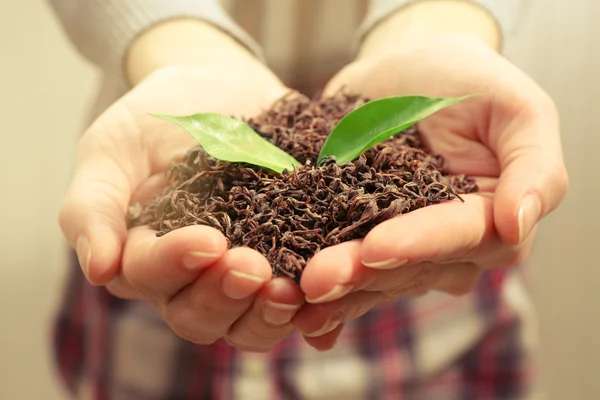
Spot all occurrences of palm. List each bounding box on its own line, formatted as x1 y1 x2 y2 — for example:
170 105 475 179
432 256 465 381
62 65 306 352
291 40 560 348
118 67 288 182
64 65 289 286
323 39 545 202
416 100 500 193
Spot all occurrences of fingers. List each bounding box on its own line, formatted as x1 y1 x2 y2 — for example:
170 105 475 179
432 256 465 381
107 224 228 299
130 172 169 204
302 194 529 307
354 261 481 297
302 324 345 352
296 262 481 352
59 142 135 285
294 291 387 339
300 240 369 305
301 195 492 303
360 194 494 269
432 262 482 296
225 277 304 352
113 228 304 351
491 100 569 245
301 243 480 303
59 167 127 285
58 109 151 286
323 39 568 248
161 247 272 345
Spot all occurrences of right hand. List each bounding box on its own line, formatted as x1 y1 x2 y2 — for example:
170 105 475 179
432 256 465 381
58 63 305 352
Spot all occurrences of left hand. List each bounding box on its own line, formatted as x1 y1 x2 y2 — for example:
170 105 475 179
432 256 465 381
292 36 568 351
58 64 305 352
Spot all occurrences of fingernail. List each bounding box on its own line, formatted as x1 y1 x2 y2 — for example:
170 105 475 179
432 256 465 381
304 315 344 337
518 194 542 243
76 236 92 276
312 343 335 352
306 284 353 304
316 338 339 352
222 270 266 299
362 258 409 269
182 251 221 270
262 301 301 325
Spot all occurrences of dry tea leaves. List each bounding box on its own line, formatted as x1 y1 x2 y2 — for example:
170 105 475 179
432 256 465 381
131 92 478 283
318 95 471 165
151 112 302 174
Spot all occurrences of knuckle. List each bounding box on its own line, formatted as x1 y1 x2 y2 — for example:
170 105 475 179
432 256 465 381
165 305 221 345
553 165 570 201
438 263 481 296
413 264 436 286
412 289 430 297
449 274 478 295
126 270 163 299
168 320 218 345
226 324 286 347
180 332 218 346
521 89 556 117
505 89 557 133
538 90 558 114
506 247 531 268
385 264 436 297
339 302 363 321
105 284 121 297
444 280 474 296
408 278 427 294
105 280 138 299
198 302 239 326
57 200 75 235
446 285 471 296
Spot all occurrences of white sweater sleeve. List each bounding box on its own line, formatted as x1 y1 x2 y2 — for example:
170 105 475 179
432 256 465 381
359 0 524 44
46 0 265 74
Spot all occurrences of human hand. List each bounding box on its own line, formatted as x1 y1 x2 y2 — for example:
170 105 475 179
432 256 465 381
293 36 568 350
58 59 306 351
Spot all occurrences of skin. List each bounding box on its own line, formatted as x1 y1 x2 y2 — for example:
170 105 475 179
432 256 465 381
59 19 306 351
58 2 568 353
294 24 568 348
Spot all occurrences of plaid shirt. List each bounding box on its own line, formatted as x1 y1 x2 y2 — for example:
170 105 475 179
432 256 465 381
48 1 535 398
53 252 538 399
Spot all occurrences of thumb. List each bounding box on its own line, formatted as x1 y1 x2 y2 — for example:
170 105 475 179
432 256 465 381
59 133 142 286
493 104 569 245
322 60 372 98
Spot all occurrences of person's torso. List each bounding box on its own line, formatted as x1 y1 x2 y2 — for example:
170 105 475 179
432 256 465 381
223 0 368 95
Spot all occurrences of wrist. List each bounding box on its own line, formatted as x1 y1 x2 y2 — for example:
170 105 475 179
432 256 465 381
125 18 271 87
358 0 502 60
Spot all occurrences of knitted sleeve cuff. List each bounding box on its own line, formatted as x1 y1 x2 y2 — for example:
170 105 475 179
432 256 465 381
48 0 264 76
354 0 524 52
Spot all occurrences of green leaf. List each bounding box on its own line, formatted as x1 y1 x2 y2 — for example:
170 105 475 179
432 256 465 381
317 94 472 165
151 112 302 174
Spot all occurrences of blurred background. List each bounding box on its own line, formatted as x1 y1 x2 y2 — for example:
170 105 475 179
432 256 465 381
0 0 597 399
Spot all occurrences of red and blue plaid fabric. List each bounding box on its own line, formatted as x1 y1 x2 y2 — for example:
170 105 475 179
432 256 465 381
52 250 537 399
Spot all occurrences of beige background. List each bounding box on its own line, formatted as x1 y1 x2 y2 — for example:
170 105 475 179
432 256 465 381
0 0 597 399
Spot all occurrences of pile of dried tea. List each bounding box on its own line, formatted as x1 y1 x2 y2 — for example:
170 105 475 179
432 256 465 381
128 91 478 282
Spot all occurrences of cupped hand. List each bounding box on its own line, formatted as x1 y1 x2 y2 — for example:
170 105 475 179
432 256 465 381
58 64 304 351
294 36 568 350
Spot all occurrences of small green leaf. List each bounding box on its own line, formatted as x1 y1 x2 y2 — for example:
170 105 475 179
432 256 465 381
317 94 472 165
151 112 301 174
